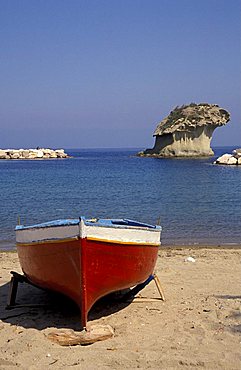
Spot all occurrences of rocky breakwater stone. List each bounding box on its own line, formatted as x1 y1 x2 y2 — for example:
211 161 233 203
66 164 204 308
22 150 30 158
36 150 44 158
138 103 230 157
50 151 57 158
227 157 238 165
215 149 241 165
55 149 67 158
0 150 8 159
0 148 70 160
233 148 241 159
9 150 20 159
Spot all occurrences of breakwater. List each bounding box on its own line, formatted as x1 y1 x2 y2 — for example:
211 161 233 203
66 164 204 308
214 148 241 165
0 148 69 159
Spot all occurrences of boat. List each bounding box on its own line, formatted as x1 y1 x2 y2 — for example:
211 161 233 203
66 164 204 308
15 217 161 327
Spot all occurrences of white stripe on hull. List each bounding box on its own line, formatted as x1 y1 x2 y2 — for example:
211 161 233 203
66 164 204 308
84 225 160 245
16 219 161 246
16 224 79 244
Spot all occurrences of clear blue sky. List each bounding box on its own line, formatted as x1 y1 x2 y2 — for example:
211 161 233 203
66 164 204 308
1 0 240 148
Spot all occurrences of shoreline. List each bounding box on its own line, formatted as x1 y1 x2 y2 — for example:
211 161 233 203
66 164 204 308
1 243 241 253
161 243 241 250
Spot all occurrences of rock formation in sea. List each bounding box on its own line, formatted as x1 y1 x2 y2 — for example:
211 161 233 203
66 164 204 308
138 103 230 157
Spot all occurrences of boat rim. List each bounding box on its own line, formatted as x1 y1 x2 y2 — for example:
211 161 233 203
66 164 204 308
15 217 162 232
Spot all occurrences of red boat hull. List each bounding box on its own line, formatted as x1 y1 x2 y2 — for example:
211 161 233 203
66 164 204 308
17 238 158 327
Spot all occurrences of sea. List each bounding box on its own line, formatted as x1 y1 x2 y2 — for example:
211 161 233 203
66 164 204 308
0 146 240 250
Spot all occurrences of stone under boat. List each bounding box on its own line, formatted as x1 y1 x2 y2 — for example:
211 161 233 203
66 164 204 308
138 103 230 157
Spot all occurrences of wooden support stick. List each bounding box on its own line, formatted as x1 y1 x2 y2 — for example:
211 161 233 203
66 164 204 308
7 276 19 308
6 271 44 310
153 274 165 301
128 297 163 303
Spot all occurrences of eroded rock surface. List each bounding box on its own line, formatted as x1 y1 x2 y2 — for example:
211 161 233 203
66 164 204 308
139 103 230 157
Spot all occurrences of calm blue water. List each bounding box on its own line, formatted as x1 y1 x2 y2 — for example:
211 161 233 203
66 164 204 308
0 146 240 250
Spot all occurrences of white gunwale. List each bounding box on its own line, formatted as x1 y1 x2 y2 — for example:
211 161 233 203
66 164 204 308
16 218 161 246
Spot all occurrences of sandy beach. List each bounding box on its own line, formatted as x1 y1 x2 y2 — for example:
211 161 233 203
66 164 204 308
0 247 240 369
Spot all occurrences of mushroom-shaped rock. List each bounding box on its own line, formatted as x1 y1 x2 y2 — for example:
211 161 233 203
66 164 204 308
139 103 230 157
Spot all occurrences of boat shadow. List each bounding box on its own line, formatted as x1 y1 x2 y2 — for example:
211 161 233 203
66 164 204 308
0 280 132 331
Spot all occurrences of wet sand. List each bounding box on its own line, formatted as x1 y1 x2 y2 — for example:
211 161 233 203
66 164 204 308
0 247 240 369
